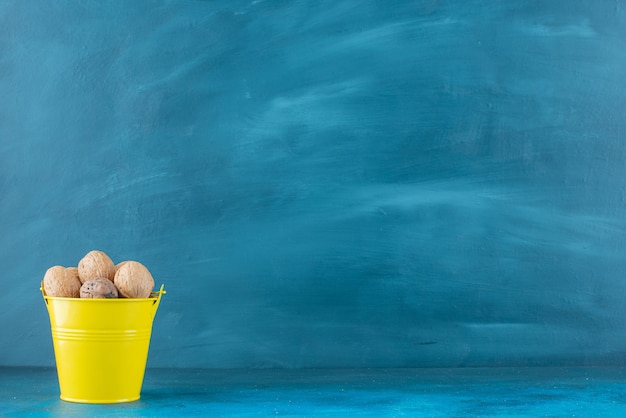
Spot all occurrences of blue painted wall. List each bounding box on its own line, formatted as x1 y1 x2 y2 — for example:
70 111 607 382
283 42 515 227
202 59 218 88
2 0 626 368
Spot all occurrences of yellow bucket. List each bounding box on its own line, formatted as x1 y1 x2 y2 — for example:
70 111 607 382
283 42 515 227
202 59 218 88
41 283 165 404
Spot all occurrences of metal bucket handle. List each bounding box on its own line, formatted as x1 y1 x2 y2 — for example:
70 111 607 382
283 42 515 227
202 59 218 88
41 282 166 312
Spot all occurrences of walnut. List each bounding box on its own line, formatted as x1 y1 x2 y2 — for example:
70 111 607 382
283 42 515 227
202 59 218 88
114 261 155 298
43 266 82 298
78 250 116 283
80 277 119 298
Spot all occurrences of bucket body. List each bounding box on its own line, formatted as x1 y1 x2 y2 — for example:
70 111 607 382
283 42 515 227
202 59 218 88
41 284 165 403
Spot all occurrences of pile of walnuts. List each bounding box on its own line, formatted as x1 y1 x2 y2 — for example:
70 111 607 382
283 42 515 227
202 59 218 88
42 250 155 299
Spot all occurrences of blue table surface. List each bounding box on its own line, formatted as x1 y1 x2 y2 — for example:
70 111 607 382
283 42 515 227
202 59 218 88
2 366 626 417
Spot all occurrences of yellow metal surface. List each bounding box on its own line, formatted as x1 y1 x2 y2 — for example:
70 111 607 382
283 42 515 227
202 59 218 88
41 283 165 403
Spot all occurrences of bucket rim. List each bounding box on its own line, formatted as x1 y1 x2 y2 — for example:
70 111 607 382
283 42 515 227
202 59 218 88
41 282 165 302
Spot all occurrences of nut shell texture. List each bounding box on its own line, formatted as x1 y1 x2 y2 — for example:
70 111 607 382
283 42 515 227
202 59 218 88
115 260 130 273
114 261 155 298
43 266 82 298
80 278 119 298
78 250 116 283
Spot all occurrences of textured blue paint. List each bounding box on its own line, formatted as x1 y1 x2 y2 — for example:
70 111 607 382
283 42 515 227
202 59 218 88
1 1 626 368
4 367 626 416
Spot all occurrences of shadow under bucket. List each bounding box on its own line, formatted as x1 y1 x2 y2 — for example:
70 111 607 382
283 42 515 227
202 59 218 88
41 283 165 404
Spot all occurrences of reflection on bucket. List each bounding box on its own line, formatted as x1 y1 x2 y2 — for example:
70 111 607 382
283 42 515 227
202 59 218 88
41 283 165 404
